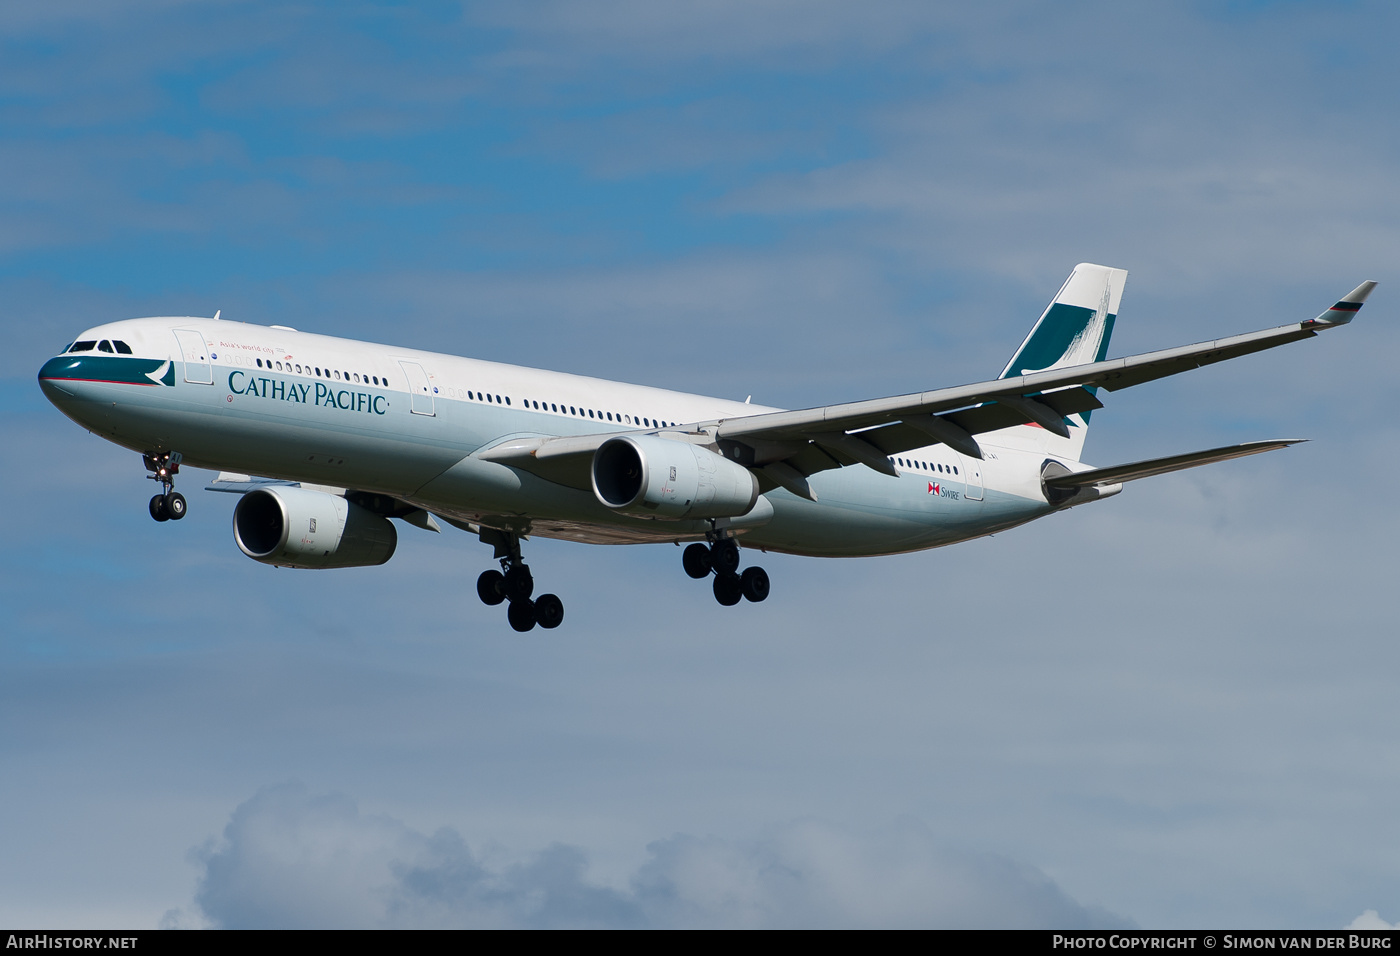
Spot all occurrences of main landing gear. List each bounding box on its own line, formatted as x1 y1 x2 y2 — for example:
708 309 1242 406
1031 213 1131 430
144 452 187 522
475 531 563 632
683 536 769 606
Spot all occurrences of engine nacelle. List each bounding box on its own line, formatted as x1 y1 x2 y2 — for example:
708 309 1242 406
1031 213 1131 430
592 434 760 520
233 486 397 569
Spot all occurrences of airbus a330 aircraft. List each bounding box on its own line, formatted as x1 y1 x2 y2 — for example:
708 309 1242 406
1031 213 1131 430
38 264 1374 631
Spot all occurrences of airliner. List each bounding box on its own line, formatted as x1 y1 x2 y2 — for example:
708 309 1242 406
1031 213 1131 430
37 264 1374 631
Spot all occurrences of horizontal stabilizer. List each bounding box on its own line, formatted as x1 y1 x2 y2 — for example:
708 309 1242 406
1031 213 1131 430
1043 439 1304 489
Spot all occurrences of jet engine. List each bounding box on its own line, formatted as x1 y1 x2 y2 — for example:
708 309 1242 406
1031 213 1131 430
591 434 760 519
232 486 397 569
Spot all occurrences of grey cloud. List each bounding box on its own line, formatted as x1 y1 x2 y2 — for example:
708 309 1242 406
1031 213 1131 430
189 783 1129 929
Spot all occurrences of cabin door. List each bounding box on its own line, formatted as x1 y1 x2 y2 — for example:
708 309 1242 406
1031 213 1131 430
399 360 436 416
172 330 213 385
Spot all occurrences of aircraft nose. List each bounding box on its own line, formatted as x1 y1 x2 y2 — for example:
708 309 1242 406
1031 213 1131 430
37 355 79 403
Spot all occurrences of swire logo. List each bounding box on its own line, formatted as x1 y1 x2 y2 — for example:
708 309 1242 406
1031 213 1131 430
927 481 959 500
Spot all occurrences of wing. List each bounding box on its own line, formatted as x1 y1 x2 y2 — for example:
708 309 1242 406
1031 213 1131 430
475 282 1375 499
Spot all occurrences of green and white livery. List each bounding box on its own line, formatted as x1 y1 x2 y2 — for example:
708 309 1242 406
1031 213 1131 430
38 264 1376 632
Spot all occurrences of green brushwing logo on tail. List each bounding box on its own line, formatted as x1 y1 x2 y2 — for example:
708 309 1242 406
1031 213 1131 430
999 267 1120 426
1003 304 1116 379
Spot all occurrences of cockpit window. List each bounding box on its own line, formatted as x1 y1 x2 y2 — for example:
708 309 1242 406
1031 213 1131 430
69 341 97 352
112 340 133 354
98 340 114 353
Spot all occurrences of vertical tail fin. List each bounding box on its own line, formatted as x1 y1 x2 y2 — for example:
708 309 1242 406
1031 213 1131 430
991 263 1128 461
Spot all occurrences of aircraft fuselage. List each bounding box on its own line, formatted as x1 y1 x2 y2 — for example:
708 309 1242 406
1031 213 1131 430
38 316 1057 558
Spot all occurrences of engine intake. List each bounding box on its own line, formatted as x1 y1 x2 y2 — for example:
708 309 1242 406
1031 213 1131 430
592 435 760 520
233 486 397 569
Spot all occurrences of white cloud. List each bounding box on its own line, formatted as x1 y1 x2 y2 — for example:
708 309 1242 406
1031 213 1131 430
186 783 1130 929
1346 910 1397 930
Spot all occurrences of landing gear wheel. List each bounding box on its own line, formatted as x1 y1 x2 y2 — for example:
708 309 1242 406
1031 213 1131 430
504 566 534 603
683 543 713 579
149 494 170 522
507 599 538 632
535 594 564 629
710 539 741 575
740 566 770 603
477 569 507 606
164 492 187 520
713 572 743 607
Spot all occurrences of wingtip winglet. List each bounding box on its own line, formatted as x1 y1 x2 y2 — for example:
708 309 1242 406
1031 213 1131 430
1342 280 1378 305
1309 280 1377 326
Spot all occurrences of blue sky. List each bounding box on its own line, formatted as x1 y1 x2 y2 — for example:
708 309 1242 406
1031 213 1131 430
4 0 1400 928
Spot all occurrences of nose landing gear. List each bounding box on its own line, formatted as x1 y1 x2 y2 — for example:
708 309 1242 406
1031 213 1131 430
683 536 770 606
144 452 187 522
475 529 563 632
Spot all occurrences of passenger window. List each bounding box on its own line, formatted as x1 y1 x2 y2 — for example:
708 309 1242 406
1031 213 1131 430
353 373 360 383
588 409 595 418
570 406 576 415
505 397 510 405
256 358 263 368
113 341 133 354
295 364 302 373
953 467 958 475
